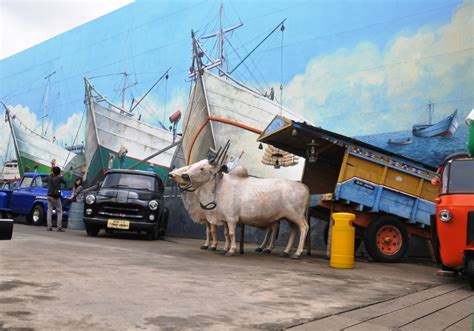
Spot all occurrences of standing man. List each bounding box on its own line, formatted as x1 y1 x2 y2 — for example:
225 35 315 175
43 166 66 232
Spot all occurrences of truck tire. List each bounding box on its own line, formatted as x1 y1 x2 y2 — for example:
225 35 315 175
467 258 474 290
323 222 362 252
30 205 45 226
159 207 169 237
364 215 409 262
147 224 160 240
85 224 100 237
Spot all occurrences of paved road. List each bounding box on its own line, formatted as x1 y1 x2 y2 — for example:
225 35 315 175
0 224 471 330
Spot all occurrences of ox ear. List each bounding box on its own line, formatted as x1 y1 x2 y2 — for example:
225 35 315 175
220 164 228 173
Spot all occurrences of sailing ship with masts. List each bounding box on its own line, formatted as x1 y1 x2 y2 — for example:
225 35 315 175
83 70 178 185
181 6 308 180
1 71 85 178
412 101 459 138
1 101 85 178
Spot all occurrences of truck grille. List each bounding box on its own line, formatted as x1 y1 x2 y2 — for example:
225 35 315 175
97 204 144 219
468 211 474 245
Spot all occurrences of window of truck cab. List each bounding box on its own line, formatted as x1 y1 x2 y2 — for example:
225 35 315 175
443 159 474 194
19 177 33 188
102 173 158 191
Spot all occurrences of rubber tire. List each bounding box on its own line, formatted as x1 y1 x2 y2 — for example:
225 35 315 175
323 222 362 252
159 207 169 237
85 224 100 237
364 216 409 263
467 258 474 290
147 224 160 240
30 205 45 226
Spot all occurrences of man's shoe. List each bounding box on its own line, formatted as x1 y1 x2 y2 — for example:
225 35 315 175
57 228 65 232
47 227 53 231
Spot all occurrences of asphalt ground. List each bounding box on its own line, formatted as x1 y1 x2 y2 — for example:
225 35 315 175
0 223 471 330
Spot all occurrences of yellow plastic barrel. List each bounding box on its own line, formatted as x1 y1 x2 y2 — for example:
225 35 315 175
330 212 356 269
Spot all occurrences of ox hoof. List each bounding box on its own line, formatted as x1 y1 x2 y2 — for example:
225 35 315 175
208 247 217 251
200 245 209 250
262 249 272 254
225 251 236 256
291 254 301 260
254 247 263 253
279 252 290 258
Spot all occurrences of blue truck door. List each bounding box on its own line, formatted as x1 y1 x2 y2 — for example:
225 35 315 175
10 176 34 214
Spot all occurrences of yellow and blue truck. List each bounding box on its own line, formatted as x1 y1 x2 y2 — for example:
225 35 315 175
259 116 438 262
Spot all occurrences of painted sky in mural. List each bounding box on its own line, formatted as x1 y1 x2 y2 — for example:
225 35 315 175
0 0 472 164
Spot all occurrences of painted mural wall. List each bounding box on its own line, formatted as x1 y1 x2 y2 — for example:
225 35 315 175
1 0 473 171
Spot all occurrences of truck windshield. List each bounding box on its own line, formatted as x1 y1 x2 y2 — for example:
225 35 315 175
447 160 474 194
102 173 155 191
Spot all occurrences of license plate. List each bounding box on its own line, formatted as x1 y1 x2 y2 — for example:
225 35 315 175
107 219 130 230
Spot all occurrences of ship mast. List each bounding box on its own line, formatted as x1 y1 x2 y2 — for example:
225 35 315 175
428 101 434 125
41 71 56 136
190 5 242 77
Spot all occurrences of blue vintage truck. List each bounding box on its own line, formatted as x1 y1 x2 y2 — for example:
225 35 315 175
0 173 73 226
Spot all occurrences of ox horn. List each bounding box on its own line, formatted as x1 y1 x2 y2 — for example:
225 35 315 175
215 140 231 165
210 146 222 164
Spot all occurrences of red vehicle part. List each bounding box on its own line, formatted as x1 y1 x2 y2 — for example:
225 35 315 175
433 154 474 289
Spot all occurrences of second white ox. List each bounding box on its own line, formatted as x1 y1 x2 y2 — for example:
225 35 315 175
181 159 310 258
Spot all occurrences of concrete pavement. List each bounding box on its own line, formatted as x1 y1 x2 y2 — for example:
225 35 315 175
0 224 471 330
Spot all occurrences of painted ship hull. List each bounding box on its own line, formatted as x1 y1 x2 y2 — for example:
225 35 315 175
8 115 84 178
182 71 307 181
412 110 459 138
84 100 176 185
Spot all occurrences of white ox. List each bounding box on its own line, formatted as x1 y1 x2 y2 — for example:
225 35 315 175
169 165 280 253
180 159 310 258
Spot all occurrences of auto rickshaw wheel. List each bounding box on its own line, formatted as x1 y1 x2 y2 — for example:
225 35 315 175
365 216 409 262
467 258 474 290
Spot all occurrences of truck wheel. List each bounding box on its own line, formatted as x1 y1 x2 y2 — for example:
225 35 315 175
85 224 100 237
467 258 474 290
147 224 160 240
364 216 409 262
159 208 169 237
30 205 45 226
323 222 362 251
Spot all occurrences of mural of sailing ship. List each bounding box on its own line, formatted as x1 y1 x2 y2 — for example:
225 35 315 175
1 101 85 178
181 6 306 181
412 102 459 138
83 71 178 185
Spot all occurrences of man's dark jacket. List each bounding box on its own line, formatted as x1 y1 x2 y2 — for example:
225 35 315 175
42 175 66 198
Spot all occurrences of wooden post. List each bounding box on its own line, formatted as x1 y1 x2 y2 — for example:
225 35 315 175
239 224 245 254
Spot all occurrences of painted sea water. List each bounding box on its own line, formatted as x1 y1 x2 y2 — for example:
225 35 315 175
357 125 468 168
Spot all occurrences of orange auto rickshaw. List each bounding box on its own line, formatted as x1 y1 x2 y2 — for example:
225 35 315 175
431 153 474 289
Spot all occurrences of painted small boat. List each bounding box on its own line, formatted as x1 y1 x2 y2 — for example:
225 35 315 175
387 138 412 146
412 106 459 138
2 102 85 178
83 79 177 185
182 11 307 181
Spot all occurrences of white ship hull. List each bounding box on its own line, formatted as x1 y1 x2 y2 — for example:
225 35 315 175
85 100 177 184
182 71 307 181
9 118 84 177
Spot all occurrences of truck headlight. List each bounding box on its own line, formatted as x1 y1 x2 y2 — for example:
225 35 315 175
439 210 452 222
85 194 96 205
149 200 158 211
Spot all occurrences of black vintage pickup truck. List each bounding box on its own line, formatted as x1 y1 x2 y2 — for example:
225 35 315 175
83 169 168 240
